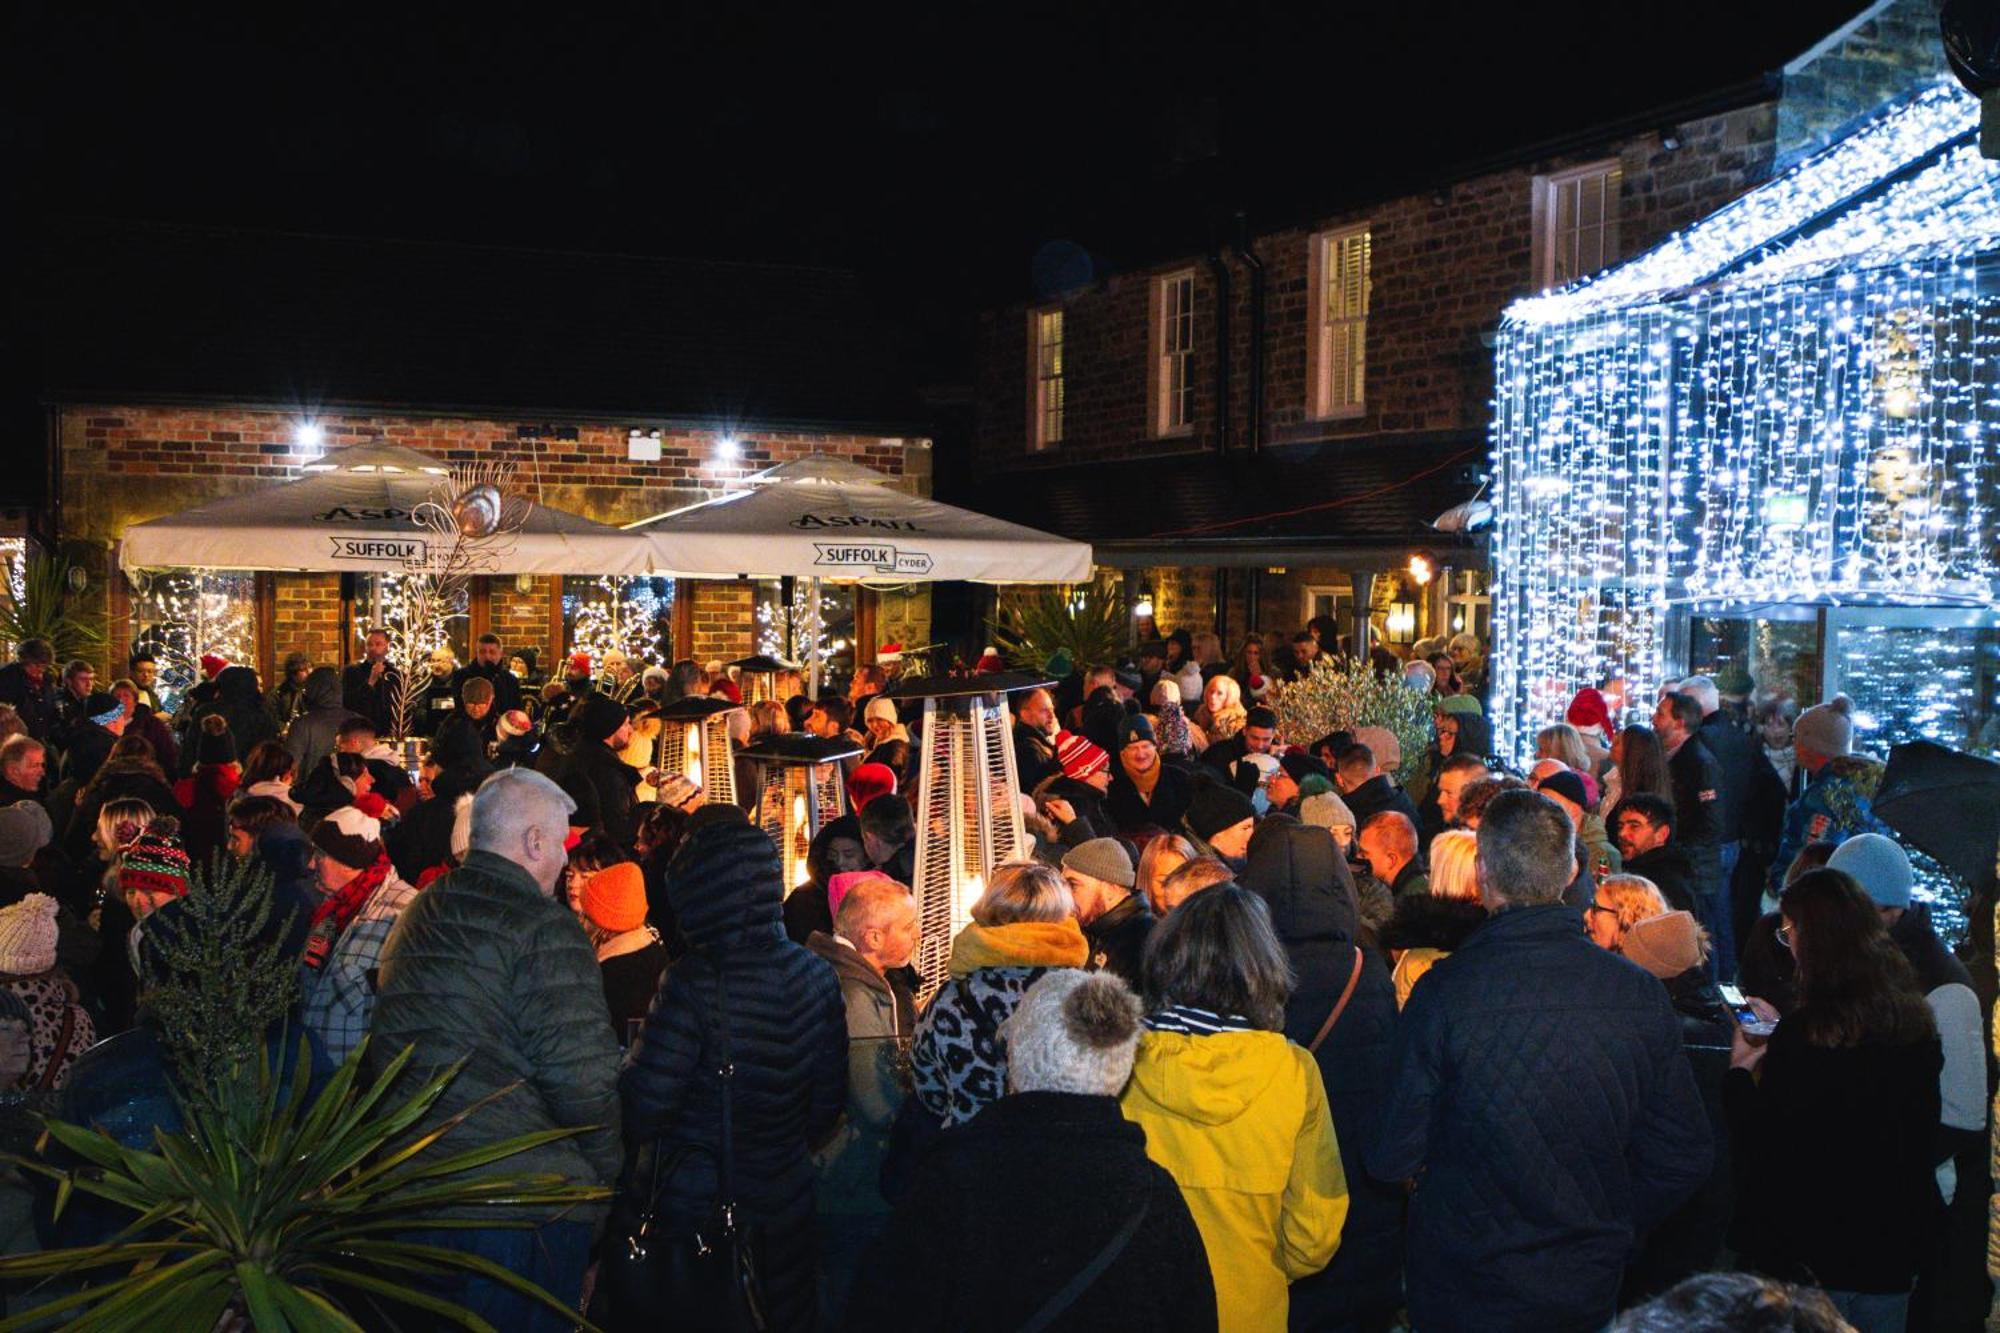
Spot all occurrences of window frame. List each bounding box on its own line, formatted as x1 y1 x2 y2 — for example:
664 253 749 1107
1027 306 1067 452
1148 268 1198 438
1307 224 1371 422
1531 159 1623 290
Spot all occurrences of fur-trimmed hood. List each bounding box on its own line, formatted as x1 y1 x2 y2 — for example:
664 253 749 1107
1378 892 1488 955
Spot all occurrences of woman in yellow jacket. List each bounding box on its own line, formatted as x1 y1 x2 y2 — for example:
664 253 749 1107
1121 884 1348 1332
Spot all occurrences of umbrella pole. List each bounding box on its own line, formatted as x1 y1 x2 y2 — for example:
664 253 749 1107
806 575 822 702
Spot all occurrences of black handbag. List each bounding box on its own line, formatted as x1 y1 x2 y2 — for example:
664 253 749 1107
597 958 768 1332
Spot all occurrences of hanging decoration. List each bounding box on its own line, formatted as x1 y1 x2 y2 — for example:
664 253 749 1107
385 461 533 740
1488 80 2000 763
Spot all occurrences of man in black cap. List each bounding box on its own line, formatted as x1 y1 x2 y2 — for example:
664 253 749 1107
1183 780 1257 870
557 693 641 850
1200 705 1280 779
1104 714 1193 839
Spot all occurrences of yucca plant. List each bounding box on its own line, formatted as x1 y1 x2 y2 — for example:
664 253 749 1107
0 554 106 665
0 1039 609 1331
991 586 1127 674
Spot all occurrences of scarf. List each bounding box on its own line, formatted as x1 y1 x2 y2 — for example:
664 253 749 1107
947 918 1088 978
302 853 394 972
1145 1005 1256 1035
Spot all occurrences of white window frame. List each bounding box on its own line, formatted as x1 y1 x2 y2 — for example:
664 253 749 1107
1149 269 1197 438
1301 582 1351 626
1307 224 1370 421
1028 307 1066 452
1532 159 1622 290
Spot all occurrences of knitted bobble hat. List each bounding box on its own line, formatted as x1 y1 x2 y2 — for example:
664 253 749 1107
119 820 191 901
0 892 58 975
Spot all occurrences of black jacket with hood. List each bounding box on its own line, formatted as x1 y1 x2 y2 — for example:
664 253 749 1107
283 667 360 781
1236 818 1406 1326
180 667 276 776
619 818 848 1333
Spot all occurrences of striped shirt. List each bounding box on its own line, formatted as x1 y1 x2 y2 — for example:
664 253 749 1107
1144 1004 1256 1036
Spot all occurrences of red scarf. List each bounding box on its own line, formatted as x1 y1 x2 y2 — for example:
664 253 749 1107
302 853 394 972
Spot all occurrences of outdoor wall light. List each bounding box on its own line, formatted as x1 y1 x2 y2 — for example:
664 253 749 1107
295 421 325 450
716 436 741 459
1386 602 1417 641
1407 551 1436 585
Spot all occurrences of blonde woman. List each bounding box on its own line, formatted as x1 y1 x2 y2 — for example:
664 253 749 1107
1378 828 1488 1007
1584 873 1671 954
910 862 1088 1127
1136 833 1197 917
1198 673 1249 741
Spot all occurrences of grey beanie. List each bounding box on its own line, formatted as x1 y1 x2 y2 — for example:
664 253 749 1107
1793 693 1854 758
1001 970 1144 1097
0 802 50 866
1064 837 1136 889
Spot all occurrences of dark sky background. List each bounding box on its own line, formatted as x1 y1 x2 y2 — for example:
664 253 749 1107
7 0 1878 384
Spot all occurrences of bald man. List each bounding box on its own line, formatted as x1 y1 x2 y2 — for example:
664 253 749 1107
1013 687 1061 791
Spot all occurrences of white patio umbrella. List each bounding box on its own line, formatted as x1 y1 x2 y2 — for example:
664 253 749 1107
118 440 654 576
626 455 1094 694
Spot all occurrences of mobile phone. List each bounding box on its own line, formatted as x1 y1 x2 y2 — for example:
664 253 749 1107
1718 984 1777 1037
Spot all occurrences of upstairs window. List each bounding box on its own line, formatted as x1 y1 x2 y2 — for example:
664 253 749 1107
1310 225 1371 420
1150 270 1196 437
1534 161 1622 289
1029 308 1066 451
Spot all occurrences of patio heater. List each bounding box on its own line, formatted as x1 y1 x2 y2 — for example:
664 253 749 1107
655 696 740 807
894 672 1050 999
728 653 797 706
739 734 866 891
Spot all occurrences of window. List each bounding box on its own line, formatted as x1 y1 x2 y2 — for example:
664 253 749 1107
351 573 470 668
1309 225 1370 420
1150 270 1196 436
1534 161 1622 289
563 576 674 669
1029 308 1066 451
130 570 258 715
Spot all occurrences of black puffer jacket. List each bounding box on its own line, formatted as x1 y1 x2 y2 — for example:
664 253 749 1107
1368 904 1712 1333
620 820 848 1333
368 849 624 1221
283 668 360 780
384 760 488 884
1237 819 1406 1328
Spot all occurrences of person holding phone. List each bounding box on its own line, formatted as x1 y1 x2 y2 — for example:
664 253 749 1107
1725 868 1942 1332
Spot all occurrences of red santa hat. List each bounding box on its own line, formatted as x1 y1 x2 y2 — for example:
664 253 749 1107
199 653 229 679
875 641 903 664
974 645 1005 673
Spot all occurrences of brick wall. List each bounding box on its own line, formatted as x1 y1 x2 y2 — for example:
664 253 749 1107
690 581 756 663
974 105 1775 471
59 404 916 677
273 574 342 669
1777 0 1945 164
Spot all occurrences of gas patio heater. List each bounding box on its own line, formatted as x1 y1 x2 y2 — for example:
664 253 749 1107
894 672 1050 998
739 734 866 891
728 653 797 706
655 696 740 807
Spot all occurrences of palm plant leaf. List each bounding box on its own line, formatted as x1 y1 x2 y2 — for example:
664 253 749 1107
991 585 1126 673
0 554 107 663
0 1038 610 1332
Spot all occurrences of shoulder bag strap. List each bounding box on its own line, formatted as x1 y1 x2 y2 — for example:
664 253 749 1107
1307 947 1366 1055
36 1004 77 1092
1016 1189 1151 1333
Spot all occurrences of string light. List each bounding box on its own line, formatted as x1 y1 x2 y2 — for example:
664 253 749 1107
131 570 256 713
566 576 670 667
1489 81 2000 763
758 581 849 669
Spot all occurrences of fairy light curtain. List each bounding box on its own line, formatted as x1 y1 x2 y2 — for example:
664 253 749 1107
1490 81 2000 762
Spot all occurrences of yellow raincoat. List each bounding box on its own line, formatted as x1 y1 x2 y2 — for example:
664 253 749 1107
1121 1029 1348 1332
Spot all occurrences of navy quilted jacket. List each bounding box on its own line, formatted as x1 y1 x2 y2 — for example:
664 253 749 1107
620 819 848 1332
1367 903 1711 1333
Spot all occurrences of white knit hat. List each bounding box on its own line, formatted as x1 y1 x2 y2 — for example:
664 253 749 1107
0 893 60 975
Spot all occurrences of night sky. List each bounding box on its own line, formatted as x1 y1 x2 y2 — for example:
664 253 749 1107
7 0 1879 381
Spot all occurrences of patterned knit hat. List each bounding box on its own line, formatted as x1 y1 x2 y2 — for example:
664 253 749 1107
581 862 648 933
119 821 191 901
0 892 58 974
1055 731 1110 782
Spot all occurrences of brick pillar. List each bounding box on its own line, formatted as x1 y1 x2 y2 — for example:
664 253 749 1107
690 580 756 662
271 575 343 670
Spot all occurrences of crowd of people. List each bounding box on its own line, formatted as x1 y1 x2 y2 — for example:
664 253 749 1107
0 618 1980 1332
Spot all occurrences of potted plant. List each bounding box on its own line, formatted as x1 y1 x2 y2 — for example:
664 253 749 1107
0 856 607 1330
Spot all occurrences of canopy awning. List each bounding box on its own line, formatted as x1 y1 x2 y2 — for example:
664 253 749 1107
118 441 655 576
625 455 1093 584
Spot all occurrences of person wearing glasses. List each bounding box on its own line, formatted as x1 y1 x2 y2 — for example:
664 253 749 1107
1583 874 1672 956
